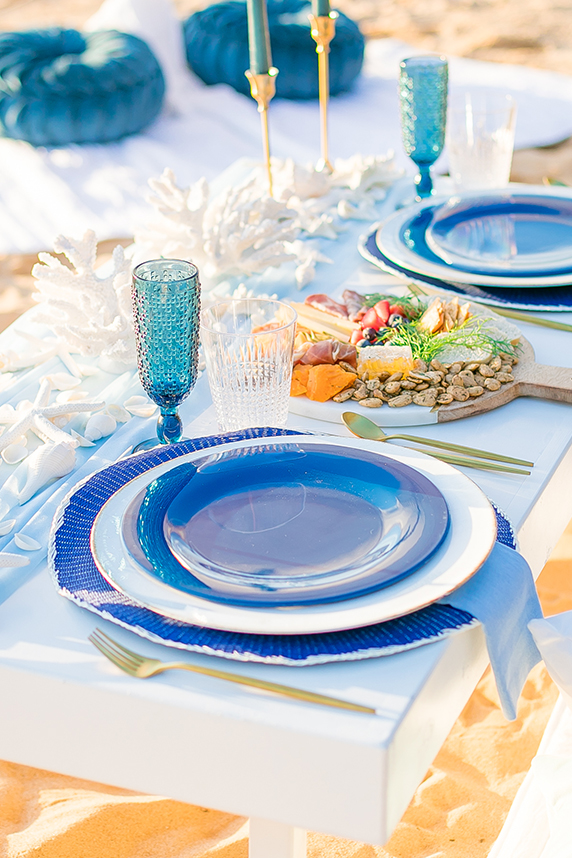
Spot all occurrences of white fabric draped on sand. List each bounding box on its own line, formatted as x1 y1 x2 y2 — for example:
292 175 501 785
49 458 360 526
1 0 572 253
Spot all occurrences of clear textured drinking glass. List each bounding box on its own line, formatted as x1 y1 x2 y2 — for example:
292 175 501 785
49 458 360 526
447 92 517 191
200 298 297 432
399 55 448 199
132 259 201 446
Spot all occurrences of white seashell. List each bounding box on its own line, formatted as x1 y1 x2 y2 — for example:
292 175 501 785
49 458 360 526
14 534 41 551
52 415 69 429
2 444 28 465
0 551 30 567
76 364 101 377
0 519 16 536
84 412 117 442
56 390 88 404
70 428 95 447
18 442 77 504
0 403 16 422
105 404 131 423
124 395 158 418
41 373 82 390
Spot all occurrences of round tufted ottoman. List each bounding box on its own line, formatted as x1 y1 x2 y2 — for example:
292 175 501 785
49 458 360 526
0 28 166 146
183 0 364 100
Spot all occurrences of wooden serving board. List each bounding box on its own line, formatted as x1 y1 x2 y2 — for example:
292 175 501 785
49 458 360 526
289 338 572 427
437 338 572 422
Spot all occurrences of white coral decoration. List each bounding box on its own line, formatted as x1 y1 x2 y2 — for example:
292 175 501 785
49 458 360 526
134 169 300 286
134 154 401 292
332 153 403 194
31 231 135 373
202 179 299 279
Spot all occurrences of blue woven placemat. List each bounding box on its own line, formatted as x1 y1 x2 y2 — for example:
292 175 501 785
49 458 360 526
361 227 572 312
49 427 514 666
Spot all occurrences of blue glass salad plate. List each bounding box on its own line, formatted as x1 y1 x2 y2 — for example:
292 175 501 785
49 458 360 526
120 440 450 607
426 193 572 276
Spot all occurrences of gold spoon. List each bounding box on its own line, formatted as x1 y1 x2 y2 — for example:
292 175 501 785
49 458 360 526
342 411 533 470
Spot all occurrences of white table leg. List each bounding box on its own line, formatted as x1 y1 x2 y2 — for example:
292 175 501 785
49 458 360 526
249 818 307 858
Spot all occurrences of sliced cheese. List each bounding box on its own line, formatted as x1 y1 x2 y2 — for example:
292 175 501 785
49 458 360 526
289 302 357 342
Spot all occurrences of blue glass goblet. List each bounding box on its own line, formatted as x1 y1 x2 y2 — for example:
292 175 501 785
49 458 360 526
131 259 200 448
399 55 448 200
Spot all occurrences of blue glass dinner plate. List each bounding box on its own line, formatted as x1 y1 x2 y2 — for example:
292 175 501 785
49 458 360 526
128 441 450 607
426 194 572 275
360 223 572 312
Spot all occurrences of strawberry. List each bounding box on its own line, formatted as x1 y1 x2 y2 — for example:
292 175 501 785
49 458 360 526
360 307 382 329
389 303 407 318
373 300 391 325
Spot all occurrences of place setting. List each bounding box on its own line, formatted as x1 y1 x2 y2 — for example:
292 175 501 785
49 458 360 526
359 56 572 312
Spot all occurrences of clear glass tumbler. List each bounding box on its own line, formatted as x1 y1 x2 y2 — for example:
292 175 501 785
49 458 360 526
447 92 517 191
131 259 201 446
399 55 448 199
201 298 297 432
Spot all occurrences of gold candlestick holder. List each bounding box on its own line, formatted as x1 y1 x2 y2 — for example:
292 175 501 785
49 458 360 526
245 67 279 198
309 11 338 173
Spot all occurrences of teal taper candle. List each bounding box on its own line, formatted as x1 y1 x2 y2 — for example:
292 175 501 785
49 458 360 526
246 0 272 74
313 0 331 16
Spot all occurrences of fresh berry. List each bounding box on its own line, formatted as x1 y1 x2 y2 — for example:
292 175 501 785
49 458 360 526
361 307 381 329
373 300 390 325
362 326 377 341
389 303 407 318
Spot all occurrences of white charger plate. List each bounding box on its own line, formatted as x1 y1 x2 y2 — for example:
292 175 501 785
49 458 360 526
90 435 496 635
378 186 572 289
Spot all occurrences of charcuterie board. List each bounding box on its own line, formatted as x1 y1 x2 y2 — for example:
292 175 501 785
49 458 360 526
289 338 572 427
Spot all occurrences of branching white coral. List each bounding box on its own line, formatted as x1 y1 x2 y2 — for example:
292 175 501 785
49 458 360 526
332 153 403 194
134 154 401 292
31 231 135 373
134 170 300 286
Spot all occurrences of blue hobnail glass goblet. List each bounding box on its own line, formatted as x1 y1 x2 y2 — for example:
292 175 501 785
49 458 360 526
399 55 448 200
131 259 200 448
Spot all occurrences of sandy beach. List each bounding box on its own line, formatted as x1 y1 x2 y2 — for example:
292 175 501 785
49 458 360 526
0 1 571 856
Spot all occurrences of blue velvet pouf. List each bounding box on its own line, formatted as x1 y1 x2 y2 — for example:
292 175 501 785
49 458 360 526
0 28 166 146
184 0 364 99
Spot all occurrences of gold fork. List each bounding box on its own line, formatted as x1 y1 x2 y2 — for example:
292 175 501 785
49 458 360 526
89 628 376 715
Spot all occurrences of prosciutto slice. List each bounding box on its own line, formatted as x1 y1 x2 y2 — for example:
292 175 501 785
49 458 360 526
304 294 349 319
299 339 357 368
342 289 367 322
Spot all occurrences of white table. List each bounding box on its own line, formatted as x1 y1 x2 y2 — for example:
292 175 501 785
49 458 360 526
0 232 572 858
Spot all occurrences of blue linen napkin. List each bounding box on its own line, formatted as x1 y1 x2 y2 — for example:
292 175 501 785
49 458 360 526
441 540 543 720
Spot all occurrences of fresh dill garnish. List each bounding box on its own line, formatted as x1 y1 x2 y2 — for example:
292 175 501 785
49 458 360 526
377 318 517 362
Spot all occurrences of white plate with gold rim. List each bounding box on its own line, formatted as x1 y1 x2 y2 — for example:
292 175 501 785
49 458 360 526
90 435 496 635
